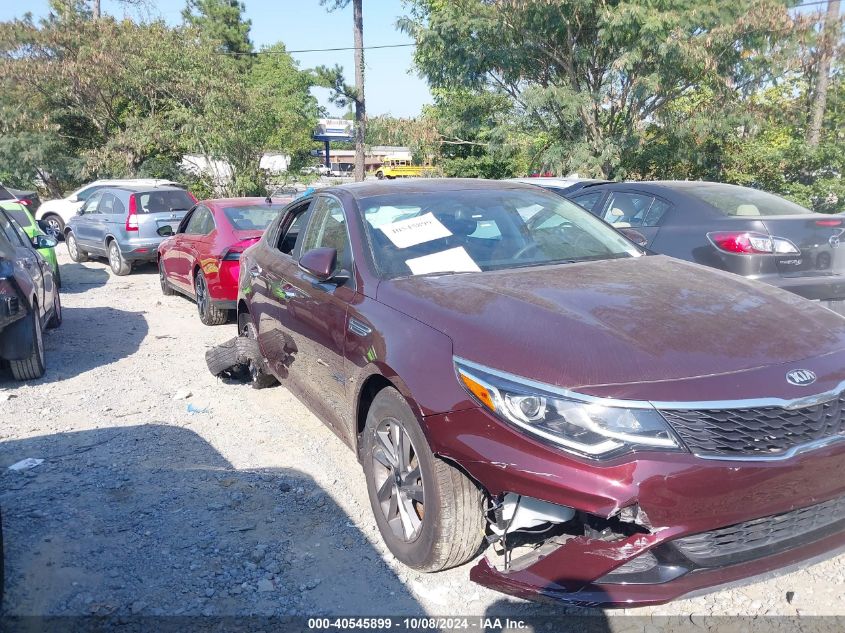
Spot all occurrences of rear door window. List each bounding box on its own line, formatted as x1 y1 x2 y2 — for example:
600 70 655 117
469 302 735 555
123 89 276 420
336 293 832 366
0 187 13 201
600 192 669 228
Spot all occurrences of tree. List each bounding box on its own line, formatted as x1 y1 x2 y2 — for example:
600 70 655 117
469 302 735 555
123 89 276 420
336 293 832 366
401 0 802 178
320 0 366 181
182 0 252 56
808 0 842 146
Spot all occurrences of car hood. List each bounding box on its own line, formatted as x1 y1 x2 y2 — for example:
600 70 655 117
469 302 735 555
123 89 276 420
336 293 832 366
377 255 845 397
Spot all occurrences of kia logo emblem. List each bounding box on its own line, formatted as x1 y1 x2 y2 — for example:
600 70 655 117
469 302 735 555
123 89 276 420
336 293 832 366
786 369 817 387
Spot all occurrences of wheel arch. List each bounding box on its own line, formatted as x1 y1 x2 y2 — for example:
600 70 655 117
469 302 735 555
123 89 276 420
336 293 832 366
353 367 427 458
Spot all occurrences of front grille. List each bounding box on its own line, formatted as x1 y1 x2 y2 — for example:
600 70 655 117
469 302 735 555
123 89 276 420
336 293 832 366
659 394 845 457
673 495 845 567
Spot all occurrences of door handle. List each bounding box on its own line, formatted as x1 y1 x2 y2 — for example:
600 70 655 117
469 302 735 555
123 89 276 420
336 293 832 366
249 264 262 278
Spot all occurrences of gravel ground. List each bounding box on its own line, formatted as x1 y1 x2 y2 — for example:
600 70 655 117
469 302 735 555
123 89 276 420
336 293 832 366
0 249 844 625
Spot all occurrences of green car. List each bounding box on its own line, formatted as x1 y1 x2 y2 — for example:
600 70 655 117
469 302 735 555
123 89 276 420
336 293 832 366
0 200 61 287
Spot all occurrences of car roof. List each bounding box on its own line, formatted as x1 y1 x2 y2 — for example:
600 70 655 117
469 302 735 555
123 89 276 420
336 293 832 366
506 177 593 187
326 178 544 200
89 178 180 186
108 185 188 193
206 197 289 208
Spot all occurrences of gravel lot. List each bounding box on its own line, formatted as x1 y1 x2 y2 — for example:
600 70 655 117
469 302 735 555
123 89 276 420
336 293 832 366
0 249 844 625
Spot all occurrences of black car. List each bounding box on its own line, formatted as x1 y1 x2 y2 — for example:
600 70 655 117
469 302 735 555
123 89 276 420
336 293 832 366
0 208 61 380
0 184 41 214
549 181 845 314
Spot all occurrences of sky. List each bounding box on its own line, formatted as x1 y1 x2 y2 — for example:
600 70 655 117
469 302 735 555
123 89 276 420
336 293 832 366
0 0 432 117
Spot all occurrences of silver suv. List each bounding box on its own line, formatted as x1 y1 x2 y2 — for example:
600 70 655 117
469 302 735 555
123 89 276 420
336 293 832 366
64 185 194 275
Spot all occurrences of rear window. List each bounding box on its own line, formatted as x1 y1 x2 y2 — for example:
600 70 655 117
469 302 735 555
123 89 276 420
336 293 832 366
223 205 284 231
135 190 194 214
5 208 32 229
685 184 812 217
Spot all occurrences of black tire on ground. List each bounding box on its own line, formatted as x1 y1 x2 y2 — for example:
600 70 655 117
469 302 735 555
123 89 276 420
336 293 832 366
65 231 88 263
195 271 228 326
9 306 46 381
205 335 261 380
376 171 384 180
159 259 175 296
46 286 62 329
107 240 131 276
238 313 277 389
362 387 485 572
54 265 62 289
42 214 64 240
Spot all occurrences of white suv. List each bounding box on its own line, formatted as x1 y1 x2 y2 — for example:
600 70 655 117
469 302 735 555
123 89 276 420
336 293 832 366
36 179 182 238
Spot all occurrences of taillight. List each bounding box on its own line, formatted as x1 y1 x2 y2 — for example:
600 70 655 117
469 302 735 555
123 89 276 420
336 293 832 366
707 231 799 255
816 219 842 227
188 192 198 203
126 195 139 231
18 199 31 206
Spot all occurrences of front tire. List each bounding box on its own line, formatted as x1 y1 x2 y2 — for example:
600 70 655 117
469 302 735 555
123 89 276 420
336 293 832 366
47 286 62 329
108 241 131 276
238 313 276 389
362 388 484 571
195 271 227 326
66 231 87 263
9 307 46 381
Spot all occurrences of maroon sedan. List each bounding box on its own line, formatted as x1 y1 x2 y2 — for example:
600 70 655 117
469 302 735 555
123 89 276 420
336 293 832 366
157 197 290 325
237 179 845 607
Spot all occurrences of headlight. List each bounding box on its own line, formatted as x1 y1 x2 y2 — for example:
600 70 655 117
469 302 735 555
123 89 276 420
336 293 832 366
454 358 684 459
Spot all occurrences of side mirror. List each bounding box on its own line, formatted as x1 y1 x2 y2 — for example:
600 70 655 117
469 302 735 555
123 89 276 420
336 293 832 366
69 195 79 203
157 225 174 237
32 234 58 249
618 227 648 248
299 247 337 282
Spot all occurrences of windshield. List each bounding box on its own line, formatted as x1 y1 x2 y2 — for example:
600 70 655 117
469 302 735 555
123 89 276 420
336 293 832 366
223 205 284 231
684 183 813 216
360 189 641 279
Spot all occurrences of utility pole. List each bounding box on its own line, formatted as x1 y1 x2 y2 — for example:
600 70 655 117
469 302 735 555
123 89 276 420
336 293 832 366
352 0 366 182
92 0 101 18
808 0 841 147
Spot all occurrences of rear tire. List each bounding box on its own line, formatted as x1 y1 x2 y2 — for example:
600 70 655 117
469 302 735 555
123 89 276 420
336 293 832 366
195 271 227 326
159 259 175 296
54 265 62 289
66 231 87 263
362 387 485 571
9 307 46 381
42 214 64 240
108 241 131 276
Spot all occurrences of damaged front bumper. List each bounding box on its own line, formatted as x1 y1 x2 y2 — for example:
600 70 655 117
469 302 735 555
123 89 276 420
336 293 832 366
424 407 845 608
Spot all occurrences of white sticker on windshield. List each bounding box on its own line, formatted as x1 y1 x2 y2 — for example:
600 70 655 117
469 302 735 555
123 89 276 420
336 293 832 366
405 247 481 275
379 212 452 249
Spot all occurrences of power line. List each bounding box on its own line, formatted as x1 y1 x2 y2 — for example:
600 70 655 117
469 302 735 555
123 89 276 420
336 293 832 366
221 43 415 56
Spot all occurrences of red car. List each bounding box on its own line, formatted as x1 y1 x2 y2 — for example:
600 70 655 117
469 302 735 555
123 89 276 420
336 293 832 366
238 179 845 607
157 197 290 324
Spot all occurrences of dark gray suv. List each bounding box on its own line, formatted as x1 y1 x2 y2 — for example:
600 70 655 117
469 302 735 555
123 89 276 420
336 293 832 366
64 185 195 275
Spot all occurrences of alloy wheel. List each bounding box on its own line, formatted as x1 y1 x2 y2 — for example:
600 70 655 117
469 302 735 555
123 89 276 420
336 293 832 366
67 235 78 259
108 243 121 272
44 218 62 239
195 274 209 316
371 419 426 542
